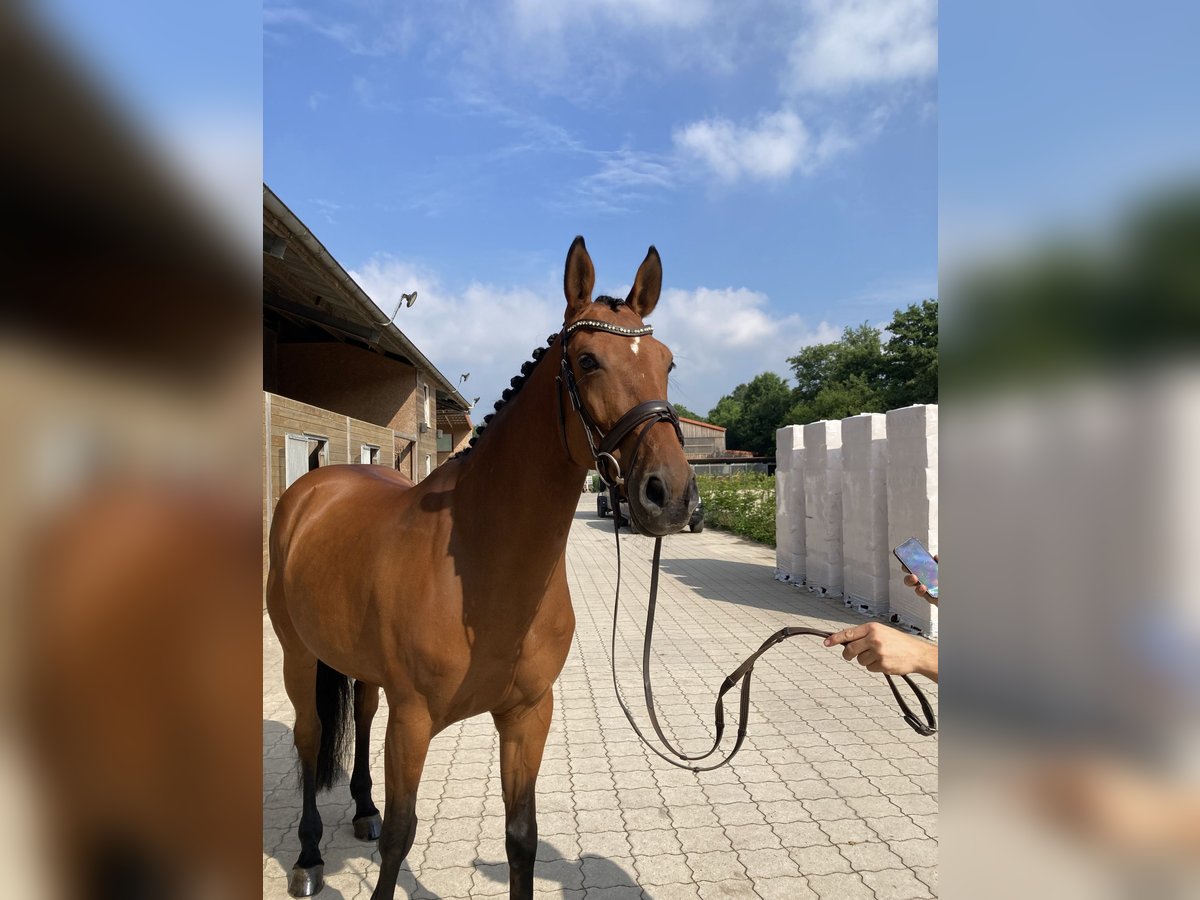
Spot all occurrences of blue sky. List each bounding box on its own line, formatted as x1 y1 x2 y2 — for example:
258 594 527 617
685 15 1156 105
265 1 937 416
31 2 1199 417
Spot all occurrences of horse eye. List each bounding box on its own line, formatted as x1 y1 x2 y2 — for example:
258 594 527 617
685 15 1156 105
578 354 599 372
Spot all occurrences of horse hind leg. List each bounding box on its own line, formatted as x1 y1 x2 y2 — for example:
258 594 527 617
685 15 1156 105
281 654 354 898
350 681 383 841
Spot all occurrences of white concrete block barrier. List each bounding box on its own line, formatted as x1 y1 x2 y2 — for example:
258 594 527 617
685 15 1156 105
774 425 805 582
841 413 890 618
801 420 843 596
886 404 939 637
773 405 938 638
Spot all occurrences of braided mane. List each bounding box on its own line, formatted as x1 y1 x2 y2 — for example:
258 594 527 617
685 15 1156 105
450 332 560 461
449 297 628 461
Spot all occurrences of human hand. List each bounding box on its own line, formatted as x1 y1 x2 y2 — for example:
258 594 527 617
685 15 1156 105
823 622 938 682
901 553 938 606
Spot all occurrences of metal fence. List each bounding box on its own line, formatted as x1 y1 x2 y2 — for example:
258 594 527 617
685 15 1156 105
691 461 771 476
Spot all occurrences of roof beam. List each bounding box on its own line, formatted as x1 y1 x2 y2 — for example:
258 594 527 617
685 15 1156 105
263 291 380 343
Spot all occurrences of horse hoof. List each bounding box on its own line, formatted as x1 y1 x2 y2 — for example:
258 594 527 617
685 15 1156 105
288 864 324 897
353 813 383 841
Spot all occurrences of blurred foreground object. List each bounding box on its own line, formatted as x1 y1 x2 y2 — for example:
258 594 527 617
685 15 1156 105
941 191 1200 897
0 4 259 899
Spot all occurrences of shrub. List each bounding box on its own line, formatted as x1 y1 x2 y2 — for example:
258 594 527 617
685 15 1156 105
696 473 776 546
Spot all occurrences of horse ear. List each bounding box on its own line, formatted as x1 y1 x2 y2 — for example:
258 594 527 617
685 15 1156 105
626 246 662 318
563 236 595 319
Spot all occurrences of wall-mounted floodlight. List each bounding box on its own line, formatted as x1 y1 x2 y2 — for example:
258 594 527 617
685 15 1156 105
380 291 418 325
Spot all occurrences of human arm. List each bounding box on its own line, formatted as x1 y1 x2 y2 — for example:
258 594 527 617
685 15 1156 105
824 622 938 682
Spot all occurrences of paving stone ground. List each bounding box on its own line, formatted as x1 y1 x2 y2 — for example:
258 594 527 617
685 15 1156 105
263 495 939 899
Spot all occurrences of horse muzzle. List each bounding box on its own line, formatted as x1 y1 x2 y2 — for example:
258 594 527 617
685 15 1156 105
627 467 698 536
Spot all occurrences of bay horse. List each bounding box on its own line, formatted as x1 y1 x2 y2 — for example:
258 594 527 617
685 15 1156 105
267 236 698 899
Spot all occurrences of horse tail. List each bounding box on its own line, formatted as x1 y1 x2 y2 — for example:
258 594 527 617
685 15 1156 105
314 660 353 793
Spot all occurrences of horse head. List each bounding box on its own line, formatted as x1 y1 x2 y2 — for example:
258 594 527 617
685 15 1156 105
559 236 698 536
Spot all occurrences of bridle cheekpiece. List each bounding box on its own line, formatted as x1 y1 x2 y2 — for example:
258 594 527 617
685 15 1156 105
555 317 683 491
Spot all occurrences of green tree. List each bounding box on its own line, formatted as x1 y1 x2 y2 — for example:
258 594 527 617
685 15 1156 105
706 299 939 440
789 373 886 424
883 299 938 406
789 323 887 404
787 323 888 424
707 384 747 431
671 403 707 422
711 373 792 455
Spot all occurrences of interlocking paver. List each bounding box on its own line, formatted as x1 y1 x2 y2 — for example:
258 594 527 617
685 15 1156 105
807 872 876 900
865 816 926 842
580 855 638 889
533 859 584 891
714 802 767 827
628 828 683 857
755 875 820 899
648 884 702 900
789 844 853 876
724 824 781 851
262 496 938 898
771 820 827 850
886 838 938 869
839 841 906 872
579 808 627 834
697 878 758 899
676 826 733 854
633 852 693 886
670 804 722 829
818 818 875 846
803 798 859 822
584 831 634 859
737 847 800 879
861 868 933 899
685 849 745 883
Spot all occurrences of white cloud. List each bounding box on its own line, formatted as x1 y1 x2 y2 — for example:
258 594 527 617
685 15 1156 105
349 255 562 419
673 109 851 183
652 286 839 413
348 256 838 418
572 149 676 213
510 0 713 35
264 4 414 57
787 0 937 94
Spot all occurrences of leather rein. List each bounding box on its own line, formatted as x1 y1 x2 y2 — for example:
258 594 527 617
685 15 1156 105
555 316 937 772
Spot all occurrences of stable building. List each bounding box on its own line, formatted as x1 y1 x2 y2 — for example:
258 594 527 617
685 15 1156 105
679 416 727 457
262 185 473 572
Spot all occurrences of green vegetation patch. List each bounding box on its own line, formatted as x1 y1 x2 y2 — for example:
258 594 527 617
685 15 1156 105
696 474 776 546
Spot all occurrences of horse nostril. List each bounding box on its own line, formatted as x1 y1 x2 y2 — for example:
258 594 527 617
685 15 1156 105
645 475 667 509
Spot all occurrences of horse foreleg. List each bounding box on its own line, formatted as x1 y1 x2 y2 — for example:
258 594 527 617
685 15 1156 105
369 705 431 900
350 681 383 841
493 691 554 900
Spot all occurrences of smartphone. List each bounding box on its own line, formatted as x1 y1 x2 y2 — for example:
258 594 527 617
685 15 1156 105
893 538 938 600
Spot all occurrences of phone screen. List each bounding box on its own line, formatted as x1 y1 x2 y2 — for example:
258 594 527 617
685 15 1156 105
893 538 938 599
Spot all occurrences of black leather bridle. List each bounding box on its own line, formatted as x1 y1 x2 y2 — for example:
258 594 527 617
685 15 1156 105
556 315 937 773
556 317 684 490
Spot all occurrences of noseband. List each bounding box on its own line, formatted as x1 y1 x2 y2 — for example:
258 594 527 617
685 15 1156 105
555 317 684 490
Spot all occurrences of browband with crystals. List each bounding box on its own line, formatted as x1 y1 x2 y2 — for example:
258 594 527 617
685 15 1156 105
564 319 654 338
